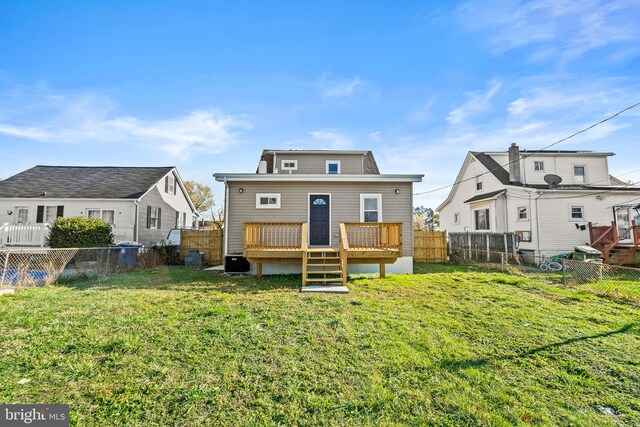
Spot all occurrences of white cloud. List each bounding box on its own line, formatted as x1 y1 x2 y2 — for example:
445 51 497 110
309 129 352 149
368 131 382 142
447 79 501 124
456 0 640 63
320 75 367 99
0 84 251 160
410 97 437 123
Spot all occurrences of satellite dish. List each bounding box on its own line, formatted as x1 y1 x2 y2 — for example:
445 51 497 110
544 174 563 188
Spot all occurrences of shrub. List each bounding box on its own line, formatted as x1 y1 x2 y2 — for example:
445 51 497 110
151 241 181 265
47 216 114 248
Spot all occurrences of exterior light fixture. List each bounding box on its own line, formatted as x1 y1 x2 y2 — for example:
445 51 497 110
239 188 244 193
395 189 400 194
7 210 12 215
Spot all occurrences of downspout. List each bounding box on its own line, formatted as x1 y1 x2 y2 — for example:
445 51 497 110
134 200 140 243
223 177 229 256
534 192 542 256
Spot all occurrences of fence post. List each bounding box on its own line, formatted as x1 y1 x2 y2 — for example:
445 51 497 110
467 232 471 260
0 251 9 287
562 259 567 286
486 234 490 262
105 248 111 275
501 252 505 272
511 234 517 254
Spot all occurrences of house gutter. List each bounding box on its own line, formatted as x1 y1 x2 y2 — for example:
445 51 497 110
214 173 424 183
134 200 139 243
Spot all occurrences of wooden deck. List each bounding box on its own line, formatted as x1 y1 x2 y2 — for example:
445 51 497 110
243 222 402 285
588 220 640 265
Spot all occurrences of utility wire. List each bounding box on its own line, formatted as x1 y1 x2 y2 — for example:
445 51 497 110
413 101 640 196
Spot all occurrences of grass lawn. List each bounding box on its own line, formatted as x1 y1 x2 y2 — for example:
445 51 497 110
1 264 639 426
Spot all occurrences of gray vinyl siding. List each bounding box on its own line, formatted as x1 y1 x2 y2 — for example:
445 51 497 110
276 153 364 174
227 181 413 256
137 186 178 245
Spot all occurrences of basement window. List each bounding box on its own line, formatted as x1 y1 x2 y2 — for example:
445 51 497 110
256 193 281 209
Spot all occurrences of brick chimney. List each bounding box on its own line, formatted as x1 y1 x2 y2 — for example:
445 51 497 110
508 143 521 184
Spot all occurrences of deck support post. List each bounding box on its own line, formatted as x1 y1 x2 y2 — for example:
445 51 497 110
256 263 262 279
379 263 386 279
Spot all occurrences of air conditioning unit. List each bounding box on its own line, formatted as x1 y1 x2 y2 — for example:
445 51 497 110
225 255 250 273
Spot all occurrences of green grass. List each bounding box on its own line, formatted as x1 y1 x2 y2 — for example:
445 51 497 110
1 264 639 426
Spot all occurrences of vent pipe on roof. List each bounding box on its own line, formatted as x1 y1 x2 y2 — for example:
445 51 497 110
258 160 267 174
508 143 521 184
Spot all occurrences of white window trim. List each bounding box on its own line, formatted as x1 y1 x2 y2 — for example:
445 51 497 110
256 193 281 209
149 207 159 229
572 164 587 184
534 161 545 172
475 176 483 192
44 206 58 224
307 193 332 246
326 160 341 175
86 208 115 225
454 212 460 225
474 207 490 231
517 206 528 221
281 160 298 171
360 194 382 222
166 175 176 194
15 206 29 225
570 205 585 221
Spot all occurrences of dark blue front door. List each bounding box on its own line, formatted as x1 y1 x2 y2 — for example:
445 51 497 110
310 195 330 245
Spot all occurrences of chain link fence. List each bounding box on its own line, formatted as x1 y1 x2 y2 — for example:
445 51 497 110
0 246 171 288
450 247 640 305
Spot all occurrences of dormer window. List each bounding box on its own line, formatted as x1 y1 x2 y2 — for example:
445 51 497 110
281 160 298 171
326 161 341 174
573 165 586 184
534 161 544 171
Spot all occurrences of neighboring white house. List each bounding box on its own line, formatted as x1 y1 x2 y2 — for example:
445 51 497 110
0 166 198 246
437 144 640 257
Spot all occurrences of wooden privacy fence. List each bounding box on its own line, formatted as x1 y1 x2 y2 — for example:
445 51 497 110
413 231 447 262
180 228 224 266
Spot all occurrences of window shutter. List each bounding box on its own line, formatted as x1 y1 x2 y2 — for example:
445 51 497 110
157 208 162 229
36 206 44 223
56 206 64 218
165 176 169 193
146 206 151 229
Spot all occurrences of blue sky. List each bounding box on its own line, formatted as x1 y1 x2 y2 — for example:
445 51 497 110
1 0 639 210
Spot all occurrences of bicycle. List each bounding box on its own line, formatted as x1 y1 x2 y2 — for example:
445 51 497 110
538 258 563 271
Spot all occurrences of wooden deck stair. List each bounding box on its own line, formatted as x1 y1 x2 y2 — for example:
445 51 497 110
303 248 344 286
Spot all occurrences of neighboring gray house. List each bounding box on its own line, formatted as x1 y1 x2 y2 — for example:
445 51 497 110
214 149 423 279
0 166 198 246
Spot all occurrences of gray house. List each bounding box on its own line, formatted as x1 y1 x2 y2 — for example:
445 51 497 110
214 149 423 283
0 166 198 246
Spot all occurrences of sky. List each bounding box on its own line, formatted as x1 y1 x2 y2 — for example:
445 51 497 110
1 0 639 211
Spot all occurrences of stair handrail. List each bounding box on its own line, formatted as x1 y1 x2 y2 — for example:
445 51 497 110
604 223 623 264
0 223 7 247
339 223 349 285
589 221 616 246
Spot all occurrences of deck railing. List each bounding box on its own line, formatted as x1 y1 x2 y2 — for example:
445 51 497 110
0 223 49 248
343 222 402 254
243 222 306 250
588 222 617 246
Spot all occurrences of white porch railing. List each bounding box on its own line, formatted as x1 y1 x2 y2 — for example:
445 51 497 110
0 223 49 247
111 225 135 243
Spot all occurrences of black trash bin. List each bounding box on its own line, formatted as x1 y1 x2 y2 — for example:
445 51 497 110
117 243 142 268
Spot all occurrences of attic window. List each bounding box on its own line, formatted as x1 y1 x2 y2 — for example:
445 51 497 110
534 161 544 171
475 176 483 191
326 161 341 174
281 160 298 171
166 175 176 194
